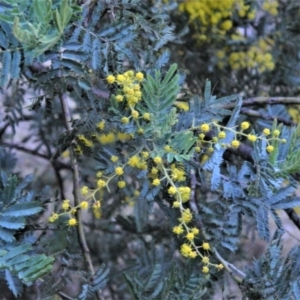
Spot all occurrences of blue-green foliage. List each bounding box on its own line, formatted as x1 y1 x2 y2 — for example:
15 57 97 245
243 231 300 299
0 172 54 296
77 264 110 300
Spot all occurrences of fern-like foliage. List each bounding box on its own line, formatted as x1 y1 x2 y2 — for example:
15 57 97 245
0 172 54 297
123 260 209 300
242 231 300 299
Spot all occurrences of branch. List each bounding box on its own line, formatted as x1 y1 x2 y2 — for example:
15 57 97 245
212 247 245 283
240 108 295 126
285 208 300 232
223 97 300 109
59 94 103 300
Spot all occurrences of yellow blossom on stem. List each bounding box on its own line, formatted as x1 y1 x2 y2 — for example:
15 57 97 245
128 155 140 168
191 227 199 235
202 256 210 264
266 145 274 153
186 232 195 241
168 186 177 195
273 129 280 137
131 110 139 119
118 181 126 188
173 225 184 235
202 242 210 250
121 117 129 124
241 121 250 130
173 200 181 208
180 243 192 257
106 75 115 84
115 167 124 176
217 264 224 270
189 251 197 258
97 179 106 188
153 156 162 164
179 208 193 224
199 133 205 140
152 179 160 186
143 113 151 121
202 266 209 273
231 140 240 148
49 213 59 223
111 156 119 162
200 123 210 133
135 72 144 81
81 186 89 195
80 201 89 210
68 218 78 226
93 201 101 208
115 95 124 102
142 151 149 159
247 134 257 142
62 199 70 211
218 131 226 139
263 128 270 136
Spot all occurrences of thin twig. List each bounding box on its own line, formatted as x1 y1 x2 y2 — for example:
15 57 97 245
223 97 300 109
212 247 245 283
240 108 295 126
59 94 103 300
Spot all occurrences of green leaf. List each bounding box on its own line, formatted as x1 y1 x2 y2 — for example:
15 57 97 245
2 202 42 217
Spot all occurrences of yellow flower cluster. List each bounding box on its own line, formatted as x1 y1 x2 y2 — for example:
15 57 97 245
196 121 286 155
262 0 279 16
179 0 256 42
48 196 92 226
106 70 144 108
226 41 275 73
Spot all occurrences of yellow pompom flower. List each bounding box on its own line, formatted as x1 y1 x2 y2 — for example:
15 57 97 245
68 218 78 226
97 179 106 188
153 156 162 164
173 225 184 235
186 232 195 241
115 167 124 176
266 145 274 153
131 110 139 119
111 156 119 162
241 121 250 130
106 75 115 84
180 243 192 258
81 186 89 195
202 266 209 274
202 242 210 250
62 199 70 211
202 256 210 264
217 264 224 270
218 131 226 139
191 227 199 235
168 186 177 195
189 251 197 258
247 134 257 142
143 113 151 121
231 140 240 148
263 128 271 136
121 117 129 124
80 201 89 210
152 179 160 186
116 74 125 83
173 200 181 208
118 181 126 188
179 208 193 224
273 129 280 137
49 213 59 223
200 124 210 133
135 72 144 81
115 95 124 102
